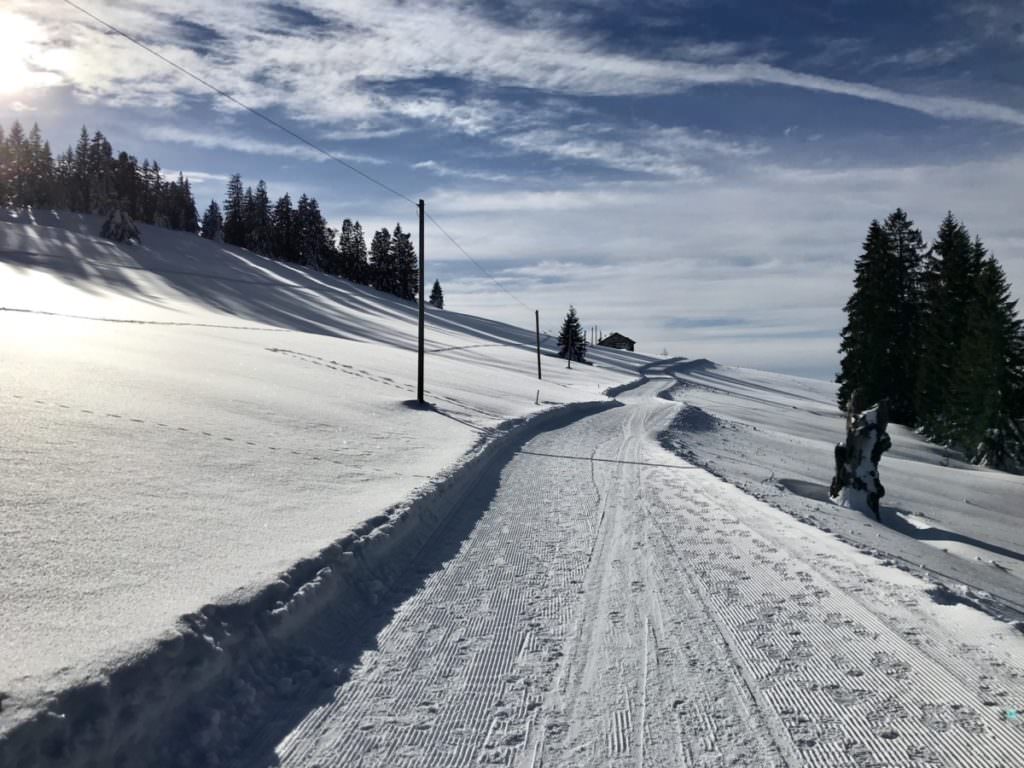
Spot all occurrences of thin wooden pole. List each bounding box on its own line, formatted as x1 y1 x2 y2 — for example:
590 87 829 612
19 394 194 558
417 199 425 403
535 309 542 380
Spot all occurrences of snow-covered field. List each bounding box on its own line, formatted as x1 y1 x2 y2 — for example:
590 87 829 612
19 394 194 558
4 210 1024 767
244 375 1024 767
657 360 1024 621
0 210 643 761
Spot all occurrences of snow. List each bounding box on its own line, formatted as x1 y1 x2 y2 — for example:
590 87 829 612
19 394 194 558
657 359 1024 620
0 209 644 748
5 208 1024 767
263 376 1024 766
830 403 886 516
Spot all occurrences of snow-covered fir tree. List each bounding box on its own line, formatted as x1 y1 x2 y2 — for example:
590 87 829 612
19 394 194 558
200 200 224 241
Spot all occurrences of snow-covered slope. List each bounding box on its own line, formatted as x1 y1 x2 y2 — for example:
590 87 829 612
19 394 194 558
658 359 1024 620
0 209 647 746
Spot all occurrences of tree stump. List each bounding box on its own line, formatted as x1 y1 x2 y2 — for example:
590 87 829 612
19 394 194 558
829 390 892 521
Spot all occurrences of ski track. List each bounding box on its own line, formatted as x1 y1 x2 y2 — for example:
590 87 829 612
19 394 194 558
264 380 1024 768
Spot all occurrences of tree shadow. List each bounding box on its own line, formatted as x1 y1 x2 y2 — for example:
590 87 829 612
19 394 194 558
3 210 649 374
778 478 1024 564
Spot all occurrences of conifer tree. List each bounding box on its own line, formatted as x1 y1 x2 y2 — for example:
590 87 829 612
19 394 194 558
369 227 392 292
295 194 332 271
90 132 114 210
429 279 444 309
27 124 53 206
915 213 979 439
270 193 295 261
836 210 925 423
200 200 224 240
390 223 418 300
0 125 8 204
247 180 272 254
222 173 246 246
338 219 370 282
351 221 369 282
7 121 27 205
73 126 90 211
947 244 1024 467
836 220 891 413
558 305 586 365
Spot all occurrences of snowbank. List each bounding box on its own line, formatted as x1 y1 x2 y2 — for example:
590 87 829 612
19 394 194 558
0 399 617 768
0 209 647 759
656 359 1024 622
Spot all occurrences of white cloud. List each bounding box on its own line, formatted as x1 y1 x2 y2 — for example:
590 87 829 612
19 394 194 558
413 160 511 183
420 154 1024 378
139 124 388 165
10 0 1024 132
499 124 765 177
166 170 227 186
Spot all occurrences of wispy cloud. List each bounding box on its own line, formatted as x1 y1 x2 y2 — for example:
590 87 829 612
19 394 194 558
11 0 1024 130
499 125 765 178
413 160 511 183
139 124 388 165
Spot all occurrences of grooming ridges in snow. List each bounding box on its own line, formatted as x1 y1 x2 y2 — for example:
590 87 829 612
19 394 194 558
3 210 1024 766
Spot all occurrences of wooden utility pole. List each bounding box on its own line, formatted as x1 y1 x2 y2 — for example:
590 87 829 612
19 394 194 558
417 199 425 403
535 310 542 380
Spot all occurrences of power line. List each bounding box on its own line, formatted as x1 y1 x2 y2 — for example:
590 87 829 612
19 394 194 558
60 0 417 207
62 0 535 312
425 213 533 311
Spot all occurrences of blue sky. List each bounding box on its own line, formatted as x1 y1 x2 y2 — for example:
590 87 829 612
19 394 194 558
4 0 1024 379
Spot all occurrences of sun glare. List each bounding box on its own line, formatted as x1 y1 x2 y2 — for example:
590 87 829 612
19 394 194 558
0 11 59 96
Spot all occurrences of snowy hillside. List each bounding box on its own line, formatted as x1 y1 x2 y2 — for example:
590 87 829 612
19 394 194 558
0 209 645 752
658 360 1024 620
5 210 1024 768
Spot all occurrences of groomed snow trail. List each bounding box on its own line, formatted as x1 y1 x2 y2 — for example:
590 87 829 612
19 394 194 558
268 379 1024 768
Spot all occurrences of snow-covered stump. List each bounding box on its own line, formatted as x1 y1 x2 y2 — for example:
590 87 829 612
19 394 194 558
829 392 892 521
100 208 140 243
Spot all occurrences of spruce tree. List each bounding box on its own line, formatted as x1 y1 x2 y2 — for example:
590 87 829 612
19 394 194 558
915 213 978 439
558 305 586 364
836 220 892 413
295 194 331 271
247 180 272 254
201 200 224 240
390 223 418 300
350 221 368 283
948 245 1024 468
835 210 925 423
270 193 295 261
27 124 53 206
73 126 90 211
222 174 246 246
0 125 8 204
369 227 392 292
338 219 370 282
429 279 444 309
7 121 27 205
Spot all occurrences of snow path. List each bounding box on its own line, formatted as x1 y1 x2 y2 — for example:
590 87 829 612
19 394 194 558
259 379 1024 767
